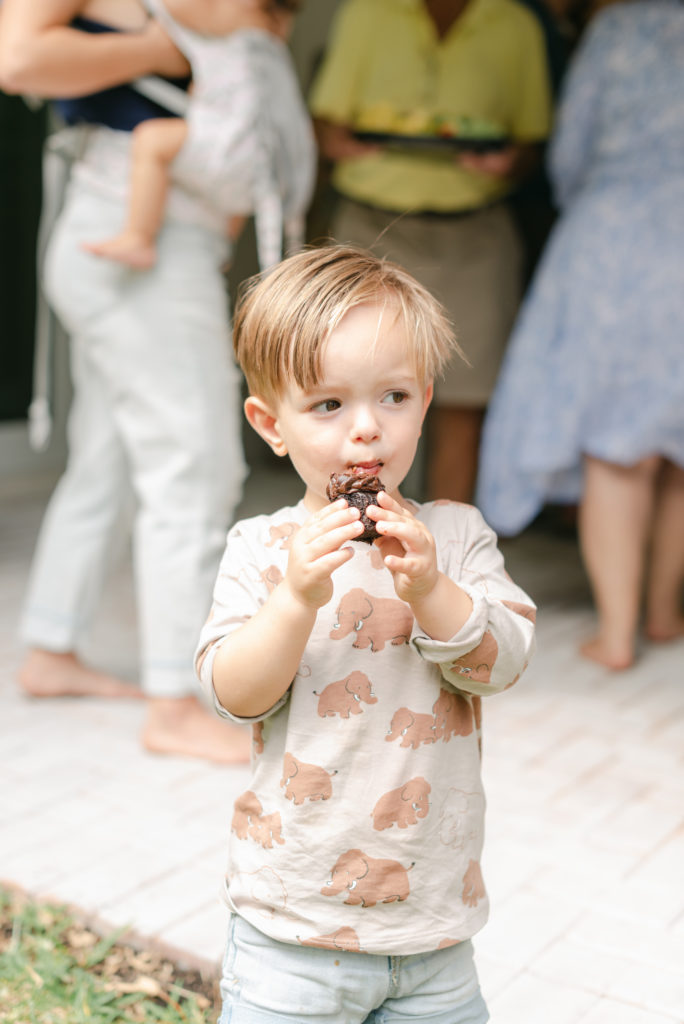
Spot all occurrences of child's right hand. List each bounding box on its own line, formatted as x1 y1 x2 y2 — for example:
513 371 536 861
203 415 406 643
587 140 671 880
283 500 363 610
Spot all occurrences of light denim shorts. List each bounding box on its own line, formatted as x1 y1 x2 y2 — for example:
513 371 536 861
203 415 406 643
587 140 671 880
218 913 489 1023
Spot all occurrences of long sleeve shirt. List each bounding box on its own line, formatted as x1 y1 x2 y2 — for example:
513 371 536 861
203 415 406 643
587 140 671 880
195 499 536 955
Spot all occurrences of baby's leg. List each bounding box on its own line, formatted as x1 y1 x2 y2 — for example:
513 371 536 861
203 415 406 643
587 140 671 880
83 118 188 269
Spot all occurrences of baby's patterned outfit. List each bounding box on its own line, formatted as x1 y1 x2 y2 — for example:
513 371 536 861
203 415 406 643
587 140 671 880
143 0 316 268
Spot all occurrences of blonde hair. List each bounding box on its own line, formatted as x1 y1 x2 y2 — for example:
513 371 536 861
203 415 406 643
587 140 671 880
233 244 464 403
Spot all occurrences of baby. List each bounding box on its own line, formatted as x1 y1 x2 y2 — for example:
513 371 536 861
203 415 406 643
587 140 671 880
84 0 310 269
194 243 537 1022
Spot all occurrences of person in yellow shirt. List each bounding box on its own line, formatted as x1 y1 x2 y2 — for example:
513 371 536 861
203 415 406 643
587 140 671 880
310 0 552 503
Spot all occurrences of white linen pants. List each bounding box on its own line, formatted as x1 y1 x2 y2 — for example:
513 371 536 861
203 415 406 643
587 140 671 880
21 185 246 697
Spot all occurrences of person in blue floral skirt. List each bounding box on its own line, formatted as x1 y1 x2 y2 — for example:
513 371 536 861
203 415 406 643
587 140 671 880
477 0 684 669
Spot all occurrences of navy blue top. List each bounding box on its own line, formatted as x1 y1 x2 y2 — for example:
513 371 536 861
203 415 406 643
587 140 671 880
54 16 190 131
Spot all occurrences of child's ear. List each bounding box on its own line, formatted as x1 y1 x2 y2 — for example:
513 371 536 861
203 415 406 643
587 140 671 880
244 396 288 457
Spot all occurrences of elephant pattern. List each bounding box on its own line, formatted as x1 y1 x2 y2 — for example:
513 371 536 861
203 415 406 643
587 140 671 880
330 588 413 652
314 670 377 718
432 688 474 741
461 859 486 908
438 788 485 853
372 776 431 831
281 753 336 804
298 926 362 952
386 707 438 748
265 521 299 550
196 500 536 953
322 849 414 907
386 689 476 748
261 564 284 593
232 791 285 849
231 866 288 918
448 631 499 683
369 545 386 571
502 600 537 624
472 696 482 732
252 721 264 755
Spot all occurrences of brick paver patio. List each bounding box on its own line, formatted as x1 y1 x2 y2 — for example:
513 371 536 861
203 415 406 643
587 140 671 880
2 467 682 1023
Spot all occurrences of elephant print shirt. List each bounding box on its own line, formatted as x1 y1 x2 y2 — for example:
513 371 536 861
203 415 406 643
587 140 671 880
196 499 536 955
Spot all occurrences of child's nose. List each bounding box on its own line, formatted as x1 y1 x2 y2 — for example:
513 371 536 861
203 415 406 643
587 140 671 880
351 406 380 442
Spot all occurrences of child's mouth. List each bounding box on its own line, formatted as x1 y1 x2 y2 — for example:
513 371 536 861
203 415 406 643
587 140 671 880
349 462 383 476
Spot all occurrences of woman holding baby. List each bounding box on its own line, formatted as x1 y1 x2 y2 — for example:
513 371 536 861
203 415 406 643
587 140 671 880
0 0 284 762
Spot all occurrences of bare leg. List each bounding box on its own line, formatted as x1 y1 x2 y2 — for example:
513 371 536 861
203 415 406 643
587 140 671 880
19 649 142 699
644 460 684 642
578 454 661 670
142 697 252 764
427 406 485 504
83 118 188 269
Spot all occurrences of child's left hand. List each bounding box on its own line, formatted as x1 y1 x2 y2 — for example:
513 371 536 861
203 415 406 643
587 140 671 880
368 493 474 641
367 492 439 604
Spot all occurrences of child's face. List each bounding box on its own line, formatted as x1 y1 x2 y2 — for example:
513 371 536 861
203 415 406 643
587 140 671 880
248 302 433 511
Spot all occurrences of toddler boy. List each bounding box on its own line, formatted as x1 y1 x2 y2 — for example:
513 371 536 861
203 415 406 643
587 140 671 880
195 245 536 1022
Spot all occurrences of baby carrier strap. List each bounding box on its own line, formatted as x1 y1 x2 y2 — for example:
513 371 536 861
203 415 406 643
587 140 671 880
248 33 316 269
137 3 315 271
139 0 197 56
130 74 189 117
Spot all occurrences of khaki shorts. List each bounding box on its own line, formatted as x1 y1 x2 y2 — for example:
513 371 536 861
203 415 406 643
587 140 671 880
332 197 523 407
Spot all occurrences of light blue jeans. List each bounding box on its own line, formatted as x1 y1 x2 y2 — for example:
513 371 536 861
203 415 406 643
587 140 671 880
218 914 489 1023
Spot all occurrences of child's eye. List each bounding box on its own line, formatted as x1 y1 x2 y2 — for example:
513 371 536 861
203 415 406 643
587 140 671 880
311 398 341 413
382 391 409 405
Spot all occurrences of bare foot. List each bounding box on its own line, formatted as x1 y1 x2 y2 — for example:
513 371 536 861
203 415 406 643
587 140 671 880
82 234 157 269
645 616 684 644
19 650 143 699
142 696 252 764
580 635 634 671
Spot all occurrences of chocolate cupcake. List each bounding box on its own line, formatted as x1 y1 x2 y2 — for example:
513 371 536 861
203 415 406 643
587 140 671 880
326 471 385 542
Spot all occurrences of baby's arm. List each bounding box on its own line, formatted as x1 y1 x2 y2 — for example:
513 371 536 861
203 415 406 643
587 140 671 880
207 500 363 718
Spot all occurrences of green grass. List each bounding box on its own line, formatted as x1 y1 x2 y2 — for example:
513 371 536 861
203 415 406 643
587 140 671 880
0 886 219 1023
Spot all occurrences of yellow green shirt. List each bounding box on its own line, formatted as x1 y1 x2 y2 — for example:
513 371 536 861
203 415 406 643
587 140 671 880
309 0 553 213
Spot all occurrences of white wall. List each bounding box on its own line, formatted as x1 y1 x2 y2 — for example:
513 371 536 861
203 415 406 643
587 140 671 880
0 326 70 488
